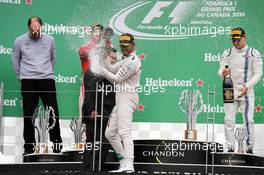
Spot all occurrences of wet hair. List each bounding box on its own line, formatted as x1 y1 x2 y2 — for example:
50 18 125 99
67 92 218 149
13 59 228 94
28 16 43 27
109 48 117 53
91 23 104 31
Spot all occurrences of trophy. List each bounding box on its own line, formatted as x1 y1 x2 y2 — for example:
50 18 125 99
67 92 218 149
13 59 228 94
23 106 66 162
60 116 85 162
235 126 248 153
70 116 85 150
32 106 56 153
179 90 204 140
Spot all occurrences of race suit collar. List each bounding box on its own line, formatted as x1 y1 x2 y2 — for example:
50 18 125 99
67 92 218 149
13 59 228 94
127 51 136 57
233 45 248 52
122 51 136 59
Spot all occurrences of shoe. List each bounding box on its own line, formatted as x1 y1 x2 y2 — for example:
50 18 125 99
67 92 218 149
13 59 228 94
109 165 135 173
246 149 253 154
109 161 134 173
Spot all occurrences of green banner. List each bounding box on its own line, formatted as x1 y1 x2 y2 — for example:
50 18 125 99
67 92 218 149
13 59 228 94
0 0 263 123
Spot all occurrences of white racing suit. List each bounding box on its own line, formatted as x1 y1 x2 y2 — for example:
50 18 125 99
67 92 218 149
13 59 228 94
218 45 263 150
102 51 141 165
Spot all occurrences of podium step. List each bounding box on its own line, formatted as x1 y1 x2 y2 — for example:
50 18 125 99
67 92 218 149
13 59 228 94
18 140 264 175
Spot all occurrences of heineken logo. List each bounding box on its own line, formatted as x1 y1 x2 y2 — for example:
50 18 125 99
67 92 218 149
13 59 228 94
0 45 12 55
0 0 21 4
54 74 79 84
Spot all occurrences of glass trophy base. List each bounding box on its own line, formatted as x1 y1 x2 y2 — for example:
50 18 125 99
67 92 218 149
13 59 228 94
23 153 66 162
62 150 83 162
184 130 197 140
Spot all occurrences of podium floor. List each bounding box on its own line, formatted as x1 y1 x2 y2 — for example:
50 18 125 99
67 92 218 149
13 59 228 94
2 140 264 174
0 162 263 175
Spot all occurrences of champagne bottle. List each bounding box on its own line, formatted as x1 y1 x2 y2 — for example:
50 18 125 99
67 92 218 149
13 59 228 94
223 65 234 103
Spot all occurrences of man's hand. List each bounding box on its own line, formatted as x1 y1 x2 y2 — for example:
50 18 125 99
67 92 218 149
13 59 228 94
222 68 231 77
91 111 97 120
238 86 248 98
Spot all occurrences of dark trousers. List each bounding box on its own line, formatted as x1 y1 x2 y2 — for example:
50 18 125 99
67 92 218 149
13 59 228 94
21 79 62 153
83 106 112 172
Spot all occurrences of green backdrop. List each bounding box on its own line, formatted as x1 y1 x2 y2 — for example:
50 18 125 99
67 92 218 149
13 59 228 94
0 0 263 123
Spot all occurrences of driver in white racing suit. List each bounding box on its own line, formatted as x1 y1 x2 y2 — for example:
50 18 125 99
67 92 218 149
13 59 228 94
218 27 263 154
101 33 141 173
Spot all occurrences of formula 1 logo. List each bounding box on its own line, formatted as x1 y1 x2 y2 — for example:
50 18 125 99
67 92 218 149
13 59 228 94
110 1 194 40
141 1 194 24
109 1 232 40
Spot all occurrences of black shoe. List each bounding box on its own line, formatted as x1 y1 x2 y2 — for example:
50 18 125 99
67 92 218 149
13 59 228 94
246 149 253 154
52 142 63 153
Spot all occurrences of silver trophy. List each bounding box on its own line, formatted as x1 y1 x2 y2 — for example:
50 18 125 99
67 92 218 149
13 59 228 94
32 106 56 153
70 116 85 150
179 90 204 140
235 126 248 153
